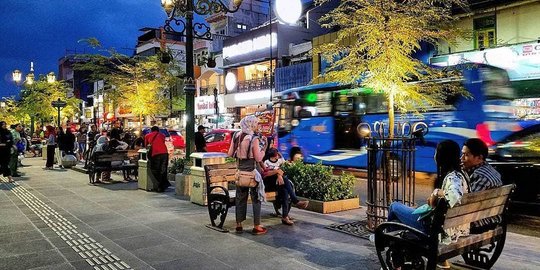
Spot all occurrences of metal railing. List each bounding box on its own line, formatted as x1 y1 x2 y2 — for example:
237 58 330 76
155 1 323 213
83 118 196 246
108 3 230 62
199 84 223 96
360 121 428 230
236 78 273 93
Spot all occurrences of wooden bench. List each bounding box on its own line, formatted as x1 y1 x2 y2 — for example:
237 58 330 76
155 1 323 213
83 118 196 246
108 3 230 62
87 150 138 184
374 184 515 270
204 163 290 232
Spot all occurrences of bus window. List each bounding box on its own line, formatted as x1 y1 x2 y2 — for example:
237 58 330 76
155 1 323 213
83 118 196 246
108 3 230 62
294 91 332 118
361 94 387 114
277 103 293 131
481 67 515 100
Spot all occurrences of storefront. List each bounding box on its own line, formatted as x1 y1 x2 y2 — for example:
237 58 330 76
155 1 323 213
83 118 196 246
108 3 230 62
222 22 318 116
195 94 232 128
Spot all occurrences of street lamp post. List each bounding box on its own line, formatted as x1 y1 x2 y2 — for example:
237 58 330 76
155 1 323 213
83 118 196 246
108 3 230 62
51 99 67 128
12 67 57 135
160 0 244 158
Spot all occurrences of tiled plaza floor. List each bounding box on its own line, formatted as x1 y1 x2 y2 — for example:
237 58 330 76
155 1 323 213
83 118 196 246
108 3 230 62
0 157 538 269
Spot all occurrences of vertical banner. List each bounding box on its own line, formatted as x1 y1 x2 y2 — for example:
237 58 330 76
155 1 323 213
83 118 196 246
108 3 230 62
255 110 275 137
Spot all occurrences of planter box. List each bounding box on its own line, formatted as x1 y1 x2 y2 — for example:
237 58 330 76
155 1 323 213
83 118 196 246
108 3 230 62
298 196 360 214
175 174 190 196
167 173 176 182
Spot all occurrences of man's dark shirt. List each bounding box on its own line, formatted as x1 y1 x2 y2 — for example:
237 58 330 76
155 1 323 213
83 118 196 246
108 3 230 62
465 161 503 229
194 131 206 152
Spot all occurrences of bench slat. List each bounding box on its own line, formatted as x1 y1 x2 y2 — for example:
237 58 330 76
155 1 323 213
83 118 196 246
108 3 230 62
460 184 514 205
444 206 505 229
208 174 237 183
207 168 237 177
205 163 237 171
438 226 504 257
446 196 507 218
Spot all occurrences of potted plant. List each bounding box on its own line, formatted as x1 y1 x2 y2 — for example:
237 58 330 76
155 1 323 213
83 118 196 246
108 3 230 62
282 161 359 214
173 157 192 196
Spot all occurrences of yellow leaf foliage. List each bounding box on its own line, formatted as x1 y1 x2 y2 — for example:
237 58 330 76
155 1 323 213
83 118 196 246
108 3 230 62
314 0 472 135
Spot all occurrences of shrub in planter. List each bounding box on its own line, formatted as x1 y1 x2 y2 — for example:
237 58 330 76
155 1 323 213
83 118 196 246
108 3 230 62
282 161 356 202
169 157 187 174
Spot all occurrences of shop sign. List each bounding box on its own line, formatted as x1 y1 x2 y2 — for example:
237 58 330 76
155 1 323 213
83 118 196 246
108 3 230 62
224 90 271 107
430 42 540 81
223 32 277 59
195 95 225 115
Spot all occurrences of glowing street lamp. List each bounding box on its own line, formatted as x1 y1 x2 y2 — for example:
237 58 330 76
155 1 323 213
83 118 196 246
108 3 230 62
12 70 22 84
275 0 302 25
225 72 237 91
47 72 56 83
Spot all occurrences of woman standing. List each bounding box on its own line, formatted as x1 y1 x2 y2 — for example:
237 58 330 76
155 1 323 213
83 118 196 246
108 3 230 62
44 126 56 170
0 121 14 182
228 115 268 235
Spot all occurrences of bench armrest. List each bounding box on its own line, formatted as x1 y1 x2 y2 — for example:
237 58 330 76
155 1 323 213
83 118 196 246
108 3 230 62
208 185 230 198
375 221 431 244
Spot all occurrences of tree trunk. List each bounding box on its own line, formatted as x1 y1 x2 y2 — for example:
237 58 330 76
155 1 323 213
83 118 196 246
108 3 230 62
385 92 395 204
139 113 143 135
388 92 395 139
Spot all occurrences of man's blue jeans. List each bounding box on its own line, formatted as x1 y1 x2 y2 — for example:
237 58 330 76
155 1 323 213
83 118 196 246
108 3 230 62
387 202 427 232
278 176 299 217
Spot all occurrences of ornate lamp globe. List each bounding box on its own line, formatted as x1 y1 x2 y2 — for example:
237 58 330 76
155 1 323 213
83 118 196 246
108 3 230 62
12 70 22 83
47 72 56 83
26 73 35 85
161 0 175 14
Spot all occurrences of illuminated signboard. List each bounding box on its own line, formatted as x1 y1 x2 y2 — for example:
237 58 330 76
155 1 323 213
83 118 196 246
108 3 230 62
430 42 540 81
223 33 277 59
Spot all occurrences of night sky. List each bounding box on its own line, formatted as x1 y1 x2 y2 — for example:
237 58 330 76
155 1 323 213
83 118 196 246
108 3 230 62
0 0 168 99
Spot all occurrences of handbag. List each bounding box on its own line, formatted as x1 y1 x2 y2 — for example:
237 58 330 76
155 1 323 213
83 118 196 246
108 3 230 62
234 133 258 188
235 170 258 187
146 132 159 159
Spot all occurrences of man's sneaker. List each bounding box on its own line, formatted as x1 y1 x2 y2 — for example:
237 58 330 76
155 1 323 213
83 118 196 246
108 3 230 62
369 234 376 243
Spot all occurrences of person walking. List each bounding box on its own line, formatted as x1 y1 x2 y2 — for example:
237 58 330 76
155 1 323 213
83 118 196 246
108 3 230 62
228 115 268 235
0 121 14 182
9 124 22 177
44 126 56 170
461 138 503 233
194 125 207 152
77 124 87 161
144 126 170 192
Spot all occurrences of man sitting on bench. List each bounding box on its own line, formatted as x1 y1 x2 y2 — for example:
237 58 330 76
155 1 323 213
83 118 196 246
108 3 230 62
461 138 503 233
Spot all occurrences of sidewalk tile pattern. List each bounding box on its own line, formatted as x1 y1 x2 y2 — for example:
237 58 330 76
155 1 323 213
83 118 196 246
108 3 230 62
1 179 132 270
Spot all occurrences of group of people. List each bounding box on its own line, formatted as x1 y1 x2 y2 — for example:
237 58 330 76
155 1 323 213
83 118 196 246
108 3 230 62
227 115 309 235
384 138 502 269
0 122 26 182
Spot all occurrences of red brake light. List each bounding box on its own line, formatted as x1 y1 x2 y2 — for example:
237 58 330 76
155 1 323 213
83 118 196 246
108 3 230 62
475 123 495 146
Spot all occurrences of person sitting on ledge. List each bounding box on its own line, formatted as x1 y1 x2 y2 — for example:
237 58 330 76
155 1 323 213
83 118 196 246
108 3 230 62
262 147 308 226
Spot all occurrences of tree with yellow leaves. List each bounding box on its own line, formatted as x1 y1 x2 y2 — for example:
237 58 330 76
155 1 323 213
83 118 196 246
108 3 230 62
75 38 184 132
314 0 471 137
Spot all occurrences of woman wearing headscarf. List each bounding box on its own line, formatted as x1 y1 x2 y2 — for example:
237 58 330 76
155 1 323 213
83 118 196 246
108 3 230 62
0 121 14 182
382 140 470 269
228 115 268 235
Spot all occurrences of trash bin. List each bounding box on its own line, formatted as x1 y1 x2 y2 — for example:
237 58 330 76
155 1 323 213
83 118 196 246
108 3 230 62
137 149 156 191
42 144 48 160
189 152 228 206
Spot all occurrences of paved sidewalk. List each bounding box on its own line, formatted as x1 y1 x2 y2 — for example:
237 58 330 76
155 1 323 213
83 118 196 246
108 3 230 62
0 158 538 270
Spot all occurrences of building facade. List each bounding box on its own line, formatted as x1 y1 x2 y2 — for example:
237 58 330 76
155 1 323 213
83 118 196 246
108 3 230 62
433 0 540 119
